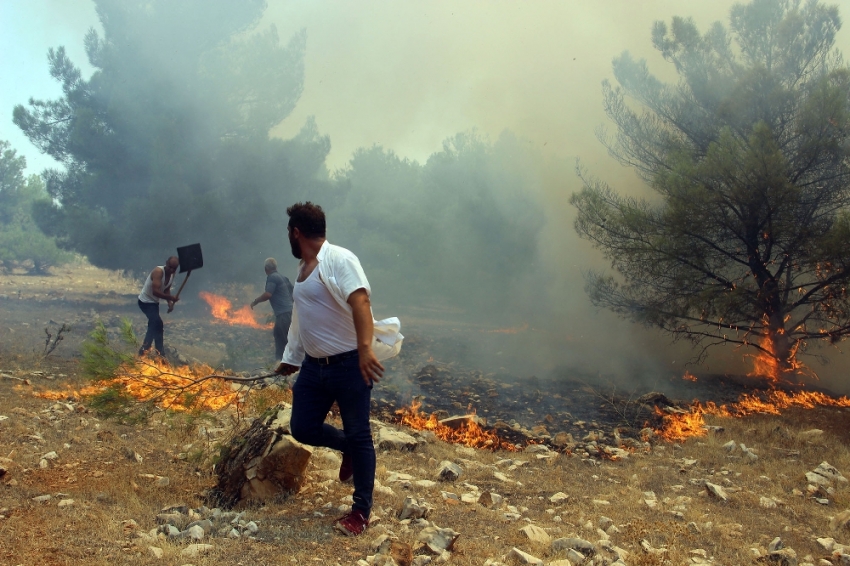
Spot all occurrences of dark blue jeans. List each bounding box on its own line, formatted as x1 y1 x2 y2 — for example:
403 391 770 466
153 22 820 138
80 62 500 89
290 354 374 517
138 299 164 355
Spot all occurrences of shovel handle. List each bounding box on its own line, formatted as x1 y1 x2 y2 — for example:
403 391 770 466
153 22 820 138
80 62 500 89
167 271 191 313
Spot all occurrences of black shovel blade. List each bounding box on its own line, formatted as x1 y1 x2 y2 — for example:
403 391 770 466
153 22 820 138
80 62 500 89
177 243 203 273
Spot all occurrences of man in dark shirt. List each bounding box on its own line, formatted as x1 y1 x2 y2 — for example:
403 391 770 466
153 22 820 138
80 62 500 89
250 258 294 362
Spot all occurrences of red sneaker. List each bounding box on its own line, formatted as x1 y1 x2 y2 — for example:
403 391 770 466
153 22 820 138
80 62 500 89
339 453 353 483
334 509 369 536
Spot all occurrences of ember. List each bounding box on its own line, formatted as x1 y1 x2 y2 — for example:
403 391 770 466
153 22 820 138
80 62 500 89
34 356 243 412
395 400 519 451
200 291 272 329
656 389 850 442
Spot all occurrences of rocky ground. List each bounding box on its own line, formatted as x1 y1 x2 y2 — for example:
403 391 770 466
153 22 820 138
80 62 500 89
1 262 850 566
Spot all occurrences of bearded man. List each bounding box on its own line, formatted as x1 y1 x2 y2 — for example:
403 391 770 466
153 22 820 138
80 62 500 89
275 202 402 536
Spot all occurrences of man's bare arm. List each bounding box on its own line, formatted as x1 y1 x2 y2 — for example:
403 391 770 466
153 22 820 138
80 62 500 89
150 268 178 302
348 288 383 386
251 291 273 309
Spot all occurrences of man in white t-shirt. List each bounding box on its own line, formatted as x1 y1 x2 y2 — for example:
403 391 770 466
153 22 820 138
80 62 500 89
275 202 400 537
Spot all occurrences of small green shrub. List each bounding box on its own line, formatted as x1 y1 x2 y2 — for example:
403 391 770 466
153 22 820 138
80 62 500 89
81 318 137 381
87 386 152 424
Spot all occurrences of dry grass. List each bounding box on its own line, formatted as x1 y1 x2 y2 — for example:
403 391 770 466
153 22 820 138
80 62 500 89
2 264 850 565
1 358 850 565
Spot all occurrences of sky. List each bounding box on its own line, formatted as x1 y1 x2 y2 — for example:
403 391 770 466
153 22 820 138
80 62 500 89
4 1 850 389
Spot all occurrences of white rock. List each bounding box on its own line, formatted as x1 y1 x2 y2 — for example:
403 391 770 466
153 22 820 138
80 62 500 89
417 526 460 554
508 547 543 565
437 461 462 482
550 492 569 504
520 524 551 544
814 462 847 483
58 499 74 508
806 472 832 487
185 525 205 540
705 482 729 502
378 428 419 451
180 543 214 557
148 546 163 558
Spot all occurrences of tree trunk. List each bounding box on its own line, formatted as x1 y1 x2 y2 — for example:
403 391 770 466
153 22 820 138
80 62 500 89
207 404 312 509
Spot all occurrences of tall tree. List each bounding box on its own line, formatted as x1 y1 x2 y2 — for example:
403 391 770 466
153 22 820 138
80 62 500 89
14 0 331 277
0 141 73 273
571 0 850 377
333 131 545 313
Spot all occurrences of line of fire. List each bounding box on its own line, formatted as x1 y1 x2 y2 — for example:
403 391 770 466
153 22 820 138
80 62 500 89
29 289 850 457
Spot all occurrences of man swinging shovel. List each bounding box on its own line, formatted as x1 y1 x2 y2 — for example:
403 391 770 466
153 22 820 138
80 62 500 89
167 243 204 314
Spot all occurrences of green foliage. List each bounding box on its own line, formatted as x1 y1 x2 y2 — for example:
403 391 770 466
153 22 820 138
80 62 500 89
572 0 850 368
87 386 152 424
14 1 333 279
0 141 73 273
80 318 137 381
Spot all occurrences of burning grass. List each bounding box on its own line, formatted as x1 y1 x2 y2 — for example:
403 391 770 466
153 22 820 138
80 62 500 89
33 356 245 414
656 388 850 442
394 400 520 451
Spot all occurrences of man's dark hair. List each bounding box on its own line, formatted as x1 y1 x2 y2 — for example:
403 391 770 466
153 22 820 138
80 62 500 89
287 202 326 238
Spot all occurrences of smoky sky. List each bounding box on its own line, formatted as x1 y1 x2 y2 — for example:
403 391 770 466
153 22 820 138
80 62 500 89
6 1 850 392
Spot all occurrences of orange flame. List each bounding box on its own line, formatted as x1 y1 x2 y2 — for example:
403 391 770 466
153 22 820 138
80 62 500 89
396 400 519 451
34 357 243 412
746 319 810 382
199 291 272 329
682 371 698 382
655 389 850 442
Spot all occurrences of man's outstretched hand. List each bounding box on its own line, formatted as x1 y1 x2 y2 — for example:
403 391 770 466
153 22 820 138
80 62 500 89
358 345 384 386
274 362 299 376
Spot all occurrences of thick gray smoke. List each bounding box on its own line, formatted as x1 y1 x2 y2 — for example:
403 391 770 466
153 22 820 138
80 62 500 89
7 1 850 393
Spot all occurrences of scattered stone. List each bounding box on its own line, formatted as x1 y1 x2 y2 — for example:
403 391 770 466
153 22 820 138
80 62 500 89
813 462 847 484
508 547 543 565
550 492 569 504
520 524 551 544
436 461 462 482
377 428 419 451
399 497 433 520
181 543 214 558
552 537 595 558
705 482 729 502
417 526 459 554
